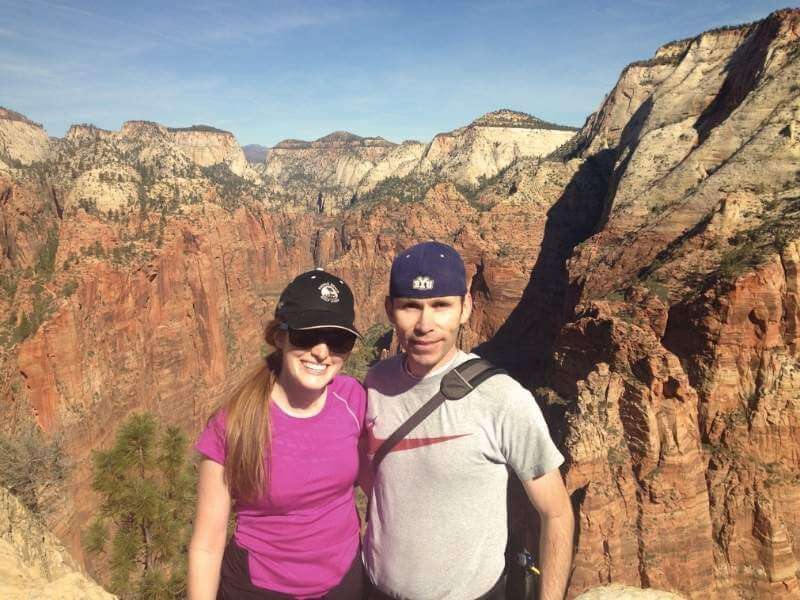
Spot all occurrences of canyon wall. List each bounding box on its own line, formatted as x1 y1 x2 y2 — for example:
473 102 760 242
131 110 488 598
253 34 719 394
551 9 800 598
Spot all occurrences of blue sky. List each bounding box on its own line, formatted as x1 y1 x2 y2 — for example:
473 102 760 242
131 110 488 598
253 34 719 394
0 0 792 146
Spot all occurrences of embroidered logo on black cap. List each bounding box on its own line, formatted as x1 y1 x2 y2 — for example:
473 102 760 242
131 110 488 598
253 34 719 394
412 276 434 291
319 283 340 303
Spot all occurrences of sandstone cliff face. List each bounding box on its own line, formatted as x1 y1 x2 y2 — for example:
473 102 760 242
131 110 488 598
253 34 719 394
0 108 51 168
170 127 250 177
0 486 114 599
62 120 256 183
575 585 687 600
262 110 576 211
551 9 800 599
419 110 576 187
356 141 427 192
264 131 401 209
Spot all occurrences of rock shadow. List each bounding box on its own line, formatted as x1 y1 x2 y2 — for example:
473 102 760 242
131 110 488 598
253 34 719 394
473 154 609 392
694 18 779 144
474 91 657 395
593 96 654 234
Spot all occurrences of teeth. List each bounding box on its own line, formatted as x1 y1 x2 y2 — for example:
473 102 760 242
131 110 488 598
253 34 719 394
302 362 326 373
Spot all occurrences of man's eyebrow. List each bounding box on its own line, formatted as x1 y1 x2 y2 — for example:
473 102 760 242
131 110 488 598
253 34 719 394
396 298 422 306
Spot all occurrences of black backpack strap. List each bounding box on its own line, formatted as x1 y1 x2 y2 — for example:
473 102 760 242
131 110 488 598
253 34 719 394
372 358 506 470
372 388 446 470
440 358 507 400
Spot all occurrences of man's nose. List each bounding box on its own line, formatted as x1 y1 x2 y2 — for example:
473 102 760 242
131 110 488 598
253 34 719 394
414 306 434 333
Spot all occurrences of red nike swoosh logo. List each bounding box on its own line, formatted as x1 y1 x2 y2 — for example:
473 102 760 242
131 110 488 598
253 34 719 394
365 422 470 455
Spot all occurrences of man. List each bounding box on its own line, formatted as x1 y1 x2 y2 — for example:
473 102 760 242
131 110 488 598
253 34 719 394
363 241 574 600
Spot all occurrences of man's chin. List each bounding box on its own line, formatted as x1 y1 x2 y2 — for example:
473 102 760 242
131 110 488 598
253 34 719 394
404 352 444 376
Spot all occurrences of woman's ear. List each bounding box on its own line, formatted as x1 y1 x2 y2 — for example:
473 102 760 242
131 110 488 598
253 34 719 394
272 328 287 351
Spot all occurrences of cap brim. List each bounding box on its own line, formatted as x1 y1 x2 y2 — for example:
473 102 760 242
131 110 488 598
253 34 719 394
282 311 361 338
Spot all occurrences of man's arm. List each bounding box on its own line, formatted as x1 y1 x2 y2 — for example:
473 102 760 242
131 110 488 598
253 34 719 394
521 469 574 600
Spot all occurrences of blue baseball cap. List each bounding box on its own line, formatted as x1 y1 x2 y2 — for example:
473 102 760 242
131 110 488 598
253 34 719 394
389 241 467 298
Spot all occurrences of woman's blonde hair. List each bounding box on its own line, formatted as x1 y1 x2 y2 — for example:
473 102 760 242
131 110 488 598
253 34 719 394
221 319 283 502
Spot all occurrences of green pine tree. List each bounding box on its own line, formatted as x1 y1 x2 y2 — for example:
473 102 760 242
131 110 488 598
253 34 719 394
83 413 196 599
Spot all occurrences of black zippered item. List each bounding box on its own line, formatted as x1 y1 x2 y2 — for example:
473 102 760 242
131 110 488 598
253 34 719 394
371 357 506 470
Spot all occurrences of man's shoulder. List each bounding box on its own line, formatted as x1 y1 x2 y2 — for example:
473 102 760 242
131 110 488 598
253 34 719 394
458 353 528 393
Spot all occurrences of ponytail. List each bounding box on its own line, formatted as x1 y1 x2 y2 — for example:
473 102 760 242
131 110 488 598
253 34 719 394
221 320 283 502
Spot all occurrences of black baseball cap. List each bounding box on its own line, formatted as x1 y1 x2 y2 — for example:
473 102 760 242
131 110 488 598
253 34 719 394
275 268 361 337
390 241 467 298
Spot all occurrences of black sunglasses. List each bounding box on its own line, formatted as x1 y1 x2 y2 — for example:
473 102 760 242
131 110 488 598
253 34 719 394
287 328 357 354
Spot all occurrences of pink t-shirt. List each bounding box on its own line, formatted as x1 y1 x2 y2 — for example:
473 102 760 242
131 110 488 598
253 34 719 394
196 375 366 598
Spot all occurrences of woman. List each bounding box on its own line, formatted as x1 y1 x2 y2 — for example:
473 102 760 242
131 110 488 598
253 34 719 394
188 268 365 600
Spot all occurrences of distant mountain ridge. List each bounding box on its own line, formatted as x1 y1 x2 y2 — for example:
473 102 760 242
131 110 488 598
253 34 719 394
272 131 396 150
261 109 576 207
243 144 268 163
0 106 43 129
470 108 579 131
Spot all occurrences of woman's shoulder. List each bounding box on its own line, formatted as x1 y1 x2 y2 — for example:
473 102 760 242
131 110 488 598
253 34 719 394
206 405 228 428
328 374 367 426
329 374 366 399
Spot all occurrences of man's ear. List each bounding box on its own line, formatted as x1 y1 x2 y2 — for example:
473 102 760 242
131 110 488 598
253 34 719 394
460 293 473 325
384 296 396 325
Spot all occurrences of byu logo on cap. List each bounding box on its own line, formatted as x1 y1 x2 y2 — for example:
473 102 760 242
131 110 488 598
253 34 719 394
412 276 434 291
318 283 340 303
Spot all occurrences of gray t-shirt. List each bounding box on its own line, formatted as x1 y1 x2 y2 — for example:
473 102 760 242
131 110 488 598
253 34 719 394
363 351 564 600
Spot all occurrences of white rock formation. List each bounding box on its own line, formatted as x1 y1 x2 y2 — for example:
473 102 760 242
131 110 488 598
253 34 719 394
0 487 115 600
0 108 51 166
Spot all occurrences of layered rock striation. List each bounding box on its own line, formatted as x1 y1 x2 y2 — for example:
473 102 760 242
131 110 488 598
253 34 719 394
419 109 577 187
548 9 800 598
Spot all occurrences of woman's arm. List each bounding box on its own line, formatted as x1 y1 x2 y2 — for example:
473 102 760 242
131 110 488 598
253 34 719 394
188 459 232 600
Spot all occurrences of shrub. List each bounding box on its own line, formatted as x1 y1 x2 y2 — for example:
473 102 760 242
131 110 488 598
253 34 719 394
0 423 70 515
357 173 440 206
83 240 106 258
0 270 20 297
11 289 55 344
83 413 196 599
34 227 60 278
61 279 79 297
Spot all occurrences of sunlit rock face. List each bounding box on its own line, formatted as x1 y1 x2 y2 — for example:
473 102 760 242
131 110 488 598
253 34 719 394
263 131 402 210
0 8 799 599
170 127 250 177
551 9 800 598
262 110 576 212
0 107 51 168
418 109 577 187
0 486 115 599
574 585 688 600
